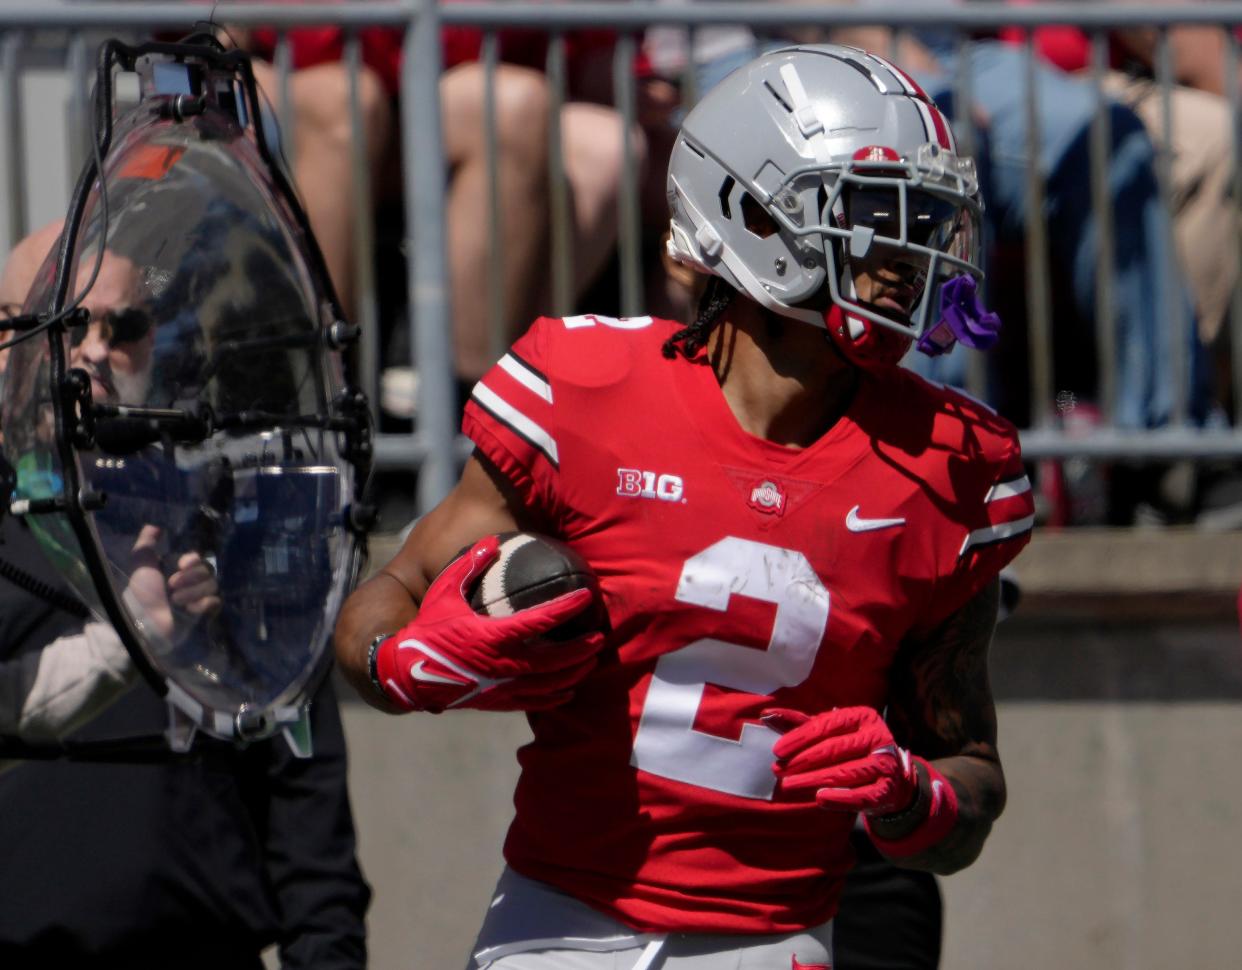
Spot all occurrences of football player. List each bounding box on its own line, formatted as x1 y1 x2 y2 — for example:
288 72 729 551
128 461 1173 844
335 44 1033 969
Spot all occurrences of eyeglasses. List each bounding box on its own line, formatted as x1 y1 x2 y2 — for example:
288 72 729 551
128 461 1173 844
68 307 156 348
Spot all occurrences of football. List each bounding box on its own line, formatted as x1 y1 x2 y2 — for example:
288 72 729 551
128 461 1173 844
467 532 605 641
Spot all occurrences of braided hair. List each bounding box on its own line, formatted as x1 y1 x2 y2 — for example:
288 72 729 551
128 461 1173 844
661 275 734 360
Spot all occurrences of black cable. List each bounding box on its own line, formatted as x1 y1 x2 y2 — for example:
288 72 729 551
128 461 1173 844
0 555 91 619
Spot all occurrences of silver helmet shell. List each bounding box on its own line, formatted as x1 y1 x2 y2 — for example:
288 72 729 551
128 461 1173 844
666 43 983 366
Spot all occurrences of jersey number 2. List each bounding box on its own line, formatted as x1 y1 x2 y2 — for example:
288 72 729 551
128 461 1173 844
630 537 829 800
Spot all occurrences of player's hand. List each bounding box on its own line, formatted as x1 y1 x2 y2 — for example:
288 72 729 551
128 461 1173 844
374 535 604 713
766 706 920 816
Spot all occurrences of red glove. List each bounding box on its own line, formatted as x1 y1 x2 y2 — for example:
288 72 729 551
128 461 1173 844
766 706 920 816
374 536 604 713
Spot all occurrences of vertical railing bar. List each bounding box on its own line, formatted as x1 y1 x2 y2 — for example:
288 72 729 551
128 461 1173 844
273 32 296 170
344 31 380 424
950 32 977 186
888 25 903 64
404 0 456 508
613 31 643 317
1090 29 1116 426
953 30 987 402
681 24 699 114
482 30 506 362
1155 25 1186 426
65 32 91 194
1023 33 1054 429
1226 27 1242 428
546 32 574 316
1 32 28 250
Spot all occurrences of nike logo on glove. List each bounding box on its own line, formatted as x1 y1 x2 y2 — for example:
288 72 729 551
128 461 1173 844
408 660 470 687
845 505 906 532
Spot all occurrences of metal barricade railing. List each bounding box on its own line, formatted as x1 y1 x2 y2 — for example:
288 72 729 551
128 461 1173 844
1 2 1241 516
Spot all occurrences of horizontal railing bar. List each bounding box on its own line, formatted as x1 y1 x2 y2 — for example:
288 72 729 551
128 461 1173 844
442 2 1242 29
374 429 1242 465
367 429 1242 464
2 2 1242 30
1017 430 1242 461
374 428 1242 465
372 432 473 470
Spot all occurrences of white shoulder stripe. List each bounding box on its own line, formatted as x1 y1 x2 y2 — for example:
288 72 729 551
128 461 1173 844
986 475 1032 503
959 514 1035 557
471 382 560 465
498 353 552 403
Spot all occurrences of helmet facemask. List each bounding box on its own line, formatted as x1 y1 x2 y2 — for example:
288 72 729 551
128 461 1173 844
817 144 989 360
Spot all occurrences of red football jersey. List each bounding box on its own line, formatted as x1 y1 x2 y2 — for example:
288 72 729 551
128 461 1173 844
462 314 1034 935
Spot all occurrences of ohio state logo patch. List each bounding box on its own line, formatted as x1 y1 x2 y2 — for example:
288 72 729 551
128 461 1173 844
723 467 824 529
748 479 786 515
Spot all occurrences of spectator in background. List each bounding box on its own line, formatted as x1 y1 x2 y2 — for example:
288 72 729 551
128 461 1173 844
0 222 209 759
240 15 646 415
0 220 371 970
0 597 370 969
1001 0 1238 416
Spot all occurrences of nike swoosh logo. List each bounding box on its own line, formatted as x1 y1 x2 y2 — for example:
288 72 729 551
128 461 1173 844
845 505 906 532
408 660 469 687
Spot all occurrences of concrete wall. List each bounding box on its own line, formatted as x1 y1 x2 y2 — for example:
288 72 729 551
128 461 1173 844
942 702 1242 970
340 614 1242 970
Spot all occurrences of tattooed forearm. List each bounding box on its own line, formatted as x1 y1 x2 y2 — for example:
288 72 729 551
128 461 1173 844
879 577 1007 874
888 578 1000 754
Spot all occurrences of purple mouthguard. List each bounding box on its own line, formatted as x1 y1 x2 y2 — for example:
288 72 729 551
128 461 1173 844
916 274 1002 357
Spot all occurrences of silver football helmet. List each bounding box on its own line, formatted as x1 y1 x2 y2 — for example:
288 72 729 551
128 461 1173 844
667 44 988 367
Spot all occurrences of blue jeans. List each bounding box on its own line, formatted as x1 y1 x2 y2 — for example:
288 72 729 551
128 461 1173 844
915 41 1204 428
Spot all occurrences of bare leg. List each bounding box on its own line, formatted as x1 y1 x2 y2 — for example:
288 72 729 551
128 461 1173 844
252 60 394 316
441 63 551 380
557 101 647 301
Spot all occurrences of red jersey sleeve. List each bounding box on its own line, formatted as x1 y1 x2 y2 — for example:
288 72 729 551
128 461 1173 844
461 317 561 516
916 403 1035 634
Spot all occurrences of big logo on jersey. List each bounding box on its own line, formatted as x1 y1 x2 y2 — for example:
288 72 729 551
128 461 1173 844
617 468 684 502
